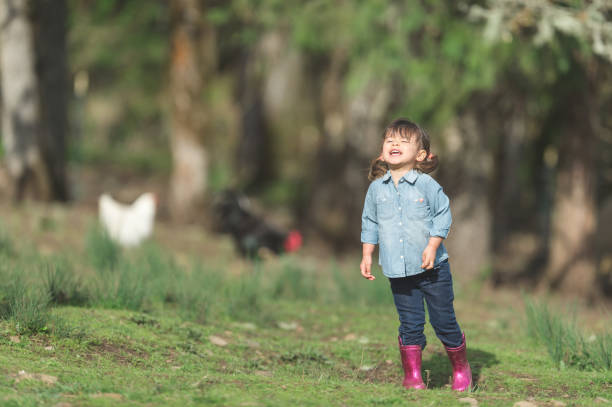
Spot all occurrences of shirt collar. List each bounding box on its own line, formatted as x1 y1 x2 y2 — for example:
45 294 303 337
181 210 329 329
382 169 419 184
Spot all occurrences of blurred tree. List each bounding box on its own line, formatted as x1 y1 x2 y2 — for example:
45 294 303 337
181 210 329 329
207 0 503 248
234 35 274 191
58 0 612 299
67 0 171 174
33 0 70 201
0 0 69 201
168 0 216 220
291 0 500 248
473 0 612 299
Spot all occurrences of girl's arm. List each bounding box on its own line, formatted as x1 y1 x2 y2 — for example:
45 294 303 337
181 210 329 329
421 236 443 269
427 181 452 239
360 184 378 280
360 183 378 245
421 179 452 269
361 243 376 280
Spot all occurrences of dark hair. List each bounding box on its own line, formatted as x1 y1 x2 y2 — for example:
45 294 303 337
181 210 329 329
368 118 439 181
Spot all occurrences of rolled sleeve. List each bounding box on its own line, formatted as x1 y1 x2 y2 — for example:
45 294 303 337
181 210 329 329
360 183 378 244
428 181 452 239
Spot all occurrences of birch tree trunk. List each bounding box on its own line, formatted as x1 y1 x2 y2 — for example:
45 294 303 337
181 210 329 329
0 0 50 200
168 0 214 220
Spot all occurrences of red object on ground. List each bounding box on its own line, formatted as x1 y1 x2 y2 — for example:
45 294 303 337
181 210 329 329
283 230 303 252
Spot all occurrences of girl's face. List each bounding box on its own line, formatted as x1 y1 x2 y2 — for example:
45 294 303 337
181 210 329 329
381 132 426 169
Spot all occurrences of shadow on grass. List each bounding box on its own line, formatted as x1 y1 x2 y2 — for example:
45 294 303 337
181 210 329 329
423 347 499 389
357 346 499 389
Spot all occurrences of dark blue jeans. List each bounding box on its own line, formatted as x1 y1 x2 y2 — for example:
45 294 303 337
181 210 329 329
389 259 463 349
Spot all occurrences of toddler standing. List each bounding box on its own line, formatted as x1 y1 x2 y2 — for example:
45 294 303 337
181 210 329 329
360 118 471 391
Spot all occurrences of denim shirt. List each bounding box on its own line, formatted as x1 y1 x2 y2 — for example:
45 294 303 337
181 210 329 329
361 169 452 278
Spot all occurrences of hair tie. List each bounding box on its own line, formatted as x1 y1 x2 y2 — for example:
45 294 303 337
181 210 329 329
427 152 435 160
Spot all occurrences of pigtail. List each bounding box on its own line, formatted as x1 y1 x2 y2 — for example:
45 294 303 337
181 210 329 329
416 152 439 174
368 156 388 181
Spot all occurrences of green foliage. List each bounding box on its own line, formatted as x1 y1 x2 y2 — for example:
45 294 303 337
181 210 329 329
473 0 611 63
69 142 172 175
525 296 612 371
63 0 611 220
210 0 504 129
67 0 170 168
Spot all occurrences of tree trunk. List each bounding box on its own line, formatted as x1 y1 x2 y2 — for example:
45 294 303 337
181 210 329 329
235 45 272 190
235 30 319 197
0 0 50 201
168 0 214 221
543 90 597 299
439 110 494 282
306 50 392 249
32 0 69 201
490 99 527 253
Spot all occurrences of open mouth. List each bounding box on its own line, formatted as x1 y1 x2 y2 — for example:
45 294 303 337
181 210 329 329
390 149 402 156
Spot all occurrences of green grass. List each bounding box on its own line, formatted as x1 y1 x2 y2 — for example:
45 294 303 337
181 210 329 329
525 296 612 371
0 225 15 258
0 228 611 406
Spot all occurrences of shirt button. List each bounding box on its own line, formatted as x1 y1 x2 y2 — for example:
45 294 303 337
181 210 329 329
398 207 401 210
400 256 404 259
399 239 403 242
398 222 402 226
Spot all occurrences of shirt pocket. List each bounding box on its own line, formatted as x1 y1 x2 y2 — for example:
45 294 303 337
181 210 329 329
408 198 430 219
376 196 395 220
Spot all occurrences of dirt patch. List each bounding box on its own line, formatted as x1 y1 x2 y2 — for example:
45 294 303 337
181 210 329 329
12 370 58 385
86 339 149 366
507 371 539 381
357 361 398 384
91 393 123 400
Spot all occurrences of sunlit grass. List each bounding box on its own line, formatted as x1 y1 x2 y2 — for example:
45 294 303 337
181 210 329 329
0 230 610 406
524 296 612 371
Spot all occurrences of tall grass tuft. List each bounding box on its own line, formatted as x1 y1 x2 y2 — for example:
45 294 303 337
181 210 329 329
327 260 392 305
86 224 120 272
225 270 265 322
90 259 148 311
0 225 15 257
44 258 87 306
271 262 317 301
0 267 50 334
524 297 612 371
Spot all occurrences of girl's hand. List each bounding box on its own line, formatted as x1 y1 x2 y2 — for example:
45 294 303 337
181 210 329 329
421 245 437 270
360 255 375 280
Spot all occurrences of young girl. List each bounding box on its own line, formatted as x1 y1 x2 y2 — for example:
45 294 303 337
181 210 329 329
359 118 471 392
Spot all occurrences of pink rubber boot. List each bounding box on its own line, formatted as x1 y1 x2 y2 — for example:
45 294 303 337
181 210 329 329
398 337 426 390
444 332 472 392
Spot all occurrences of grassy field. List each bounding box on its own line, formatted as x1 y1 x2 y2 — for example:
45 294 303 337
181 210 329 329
0 203 611 406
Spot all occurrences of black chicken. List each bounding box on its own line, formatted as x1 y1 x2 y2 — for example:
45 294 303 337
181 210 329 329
213 190 302 258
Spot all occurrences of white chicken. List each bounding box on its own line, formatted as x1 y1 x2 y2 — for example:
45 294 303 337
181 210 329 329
98 192 157 247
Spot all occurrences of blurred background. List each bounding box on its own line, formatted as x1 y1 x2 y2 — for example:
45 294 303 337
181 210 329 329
0 0 611 303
